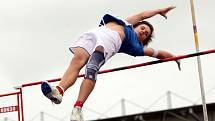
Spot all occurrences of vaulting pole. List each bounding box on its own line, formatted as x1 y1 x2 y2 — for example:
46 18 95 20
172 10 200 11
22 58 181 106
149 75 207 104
189 1 208 121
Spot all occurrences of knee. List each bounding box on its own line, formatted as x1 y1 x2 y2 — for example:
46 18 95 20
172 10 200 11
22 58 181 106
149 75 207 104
84 47 105 81
95 45 104 53
70 54 89 70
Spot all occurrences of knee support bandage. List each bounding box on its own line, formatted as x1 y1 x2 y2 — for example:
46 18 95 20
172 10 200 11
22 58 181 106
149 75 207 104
85 51 105 81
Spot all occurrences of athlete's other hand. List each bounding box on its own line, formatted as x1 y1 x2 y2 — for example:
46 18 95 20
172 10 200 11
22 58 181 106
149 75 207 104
175 60 181 71
159 6 176 19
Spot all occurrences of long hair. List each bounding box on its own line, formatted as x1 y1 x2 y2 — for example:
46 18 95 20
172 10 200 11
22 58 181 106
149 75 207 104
133 21 154 46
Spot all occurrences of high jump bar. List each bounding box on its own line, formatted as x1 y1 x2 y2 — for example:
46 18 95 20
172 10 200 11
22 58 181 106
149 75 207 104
18 49 215 88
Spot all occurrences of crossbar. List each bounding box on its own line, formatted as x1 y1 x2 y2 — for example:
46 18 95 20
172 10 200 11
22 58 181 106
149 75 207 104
20 49 215 88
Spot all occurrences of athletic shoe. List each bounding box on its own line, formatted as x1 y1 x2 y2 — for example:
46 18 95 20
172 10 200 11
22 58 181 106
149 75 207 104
70 106 84 121
41 81 62 104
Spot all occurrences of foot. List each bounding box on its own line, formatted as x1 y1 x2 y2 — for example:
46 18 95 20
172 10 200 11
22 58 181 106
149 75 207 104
70 106 84 121
41 81 62 104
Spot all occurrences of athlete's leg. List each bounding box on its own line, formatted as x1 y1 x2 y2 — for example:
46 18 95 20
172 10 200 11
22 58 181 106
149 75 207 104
70 46 105 121
58 47 90 92
76 46 105 106
41 47 90 104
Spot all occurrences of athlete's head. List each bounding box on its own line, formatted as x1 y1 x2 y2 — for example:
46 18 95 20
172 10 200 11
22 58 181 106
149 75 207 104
133 21 154 46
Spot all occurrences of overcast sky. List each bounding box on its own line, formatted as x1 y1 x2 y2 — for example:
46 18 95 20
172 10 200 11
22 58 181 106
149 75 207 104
0 0 215 121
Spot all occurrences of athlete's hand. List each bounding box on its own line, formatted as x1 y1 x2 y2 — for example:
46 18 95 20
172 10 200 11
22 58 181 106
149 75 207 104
175 60 181 71
159 6 176 19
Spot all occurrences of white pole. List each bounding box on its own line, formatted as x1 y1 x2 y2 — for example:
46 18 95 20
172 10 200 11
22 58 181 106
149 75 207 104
40 111 44 121
189 0 208 121
121 98 126 116
167 91 172 109
4 117 8 121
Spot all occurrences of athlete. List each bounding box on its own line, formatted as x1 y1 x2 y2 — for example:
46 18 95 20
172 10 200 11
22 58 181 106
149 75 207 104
41 5 180 121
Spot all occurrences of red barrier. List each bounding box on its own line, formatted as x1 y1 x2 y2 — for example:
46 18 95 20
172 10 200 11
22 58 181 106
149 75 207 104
0 90 24 121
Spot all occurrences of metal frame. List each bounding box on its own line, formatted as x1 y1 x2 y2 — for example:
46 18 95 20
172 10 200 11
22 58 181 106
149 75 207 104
0 90 24 121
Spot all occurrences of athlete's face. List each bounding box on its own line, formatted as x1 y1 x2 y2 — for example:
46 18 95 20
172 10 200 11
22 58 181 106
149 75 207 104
134 24 152 43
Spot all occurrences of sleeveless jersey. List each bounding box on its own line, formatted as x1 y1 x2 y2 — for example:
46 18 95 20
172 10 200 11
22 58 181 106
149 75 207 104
99 14 144 56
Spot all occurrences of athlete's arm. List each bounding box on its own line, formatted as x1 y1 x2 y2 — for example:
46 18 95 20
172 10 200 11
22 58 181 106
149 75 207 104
144 47 181 70
125 6 176 25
